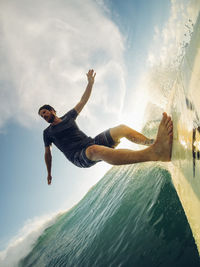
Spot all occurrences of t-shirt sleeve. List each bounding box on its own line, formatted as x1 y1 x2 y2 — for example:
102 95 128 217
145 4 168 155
43 130 52 147
64 108 78 120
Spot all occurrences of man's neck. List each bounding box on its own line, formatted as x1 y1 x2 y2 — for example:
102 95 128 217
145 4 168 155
51 116 62 126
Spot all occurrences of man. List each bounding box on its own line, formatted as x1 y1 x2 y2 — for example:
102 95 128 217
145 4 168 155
39 69 173 185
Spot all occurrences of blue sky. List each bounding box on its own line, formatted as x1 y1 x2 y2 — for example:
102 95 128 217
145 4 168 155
0 0 198 260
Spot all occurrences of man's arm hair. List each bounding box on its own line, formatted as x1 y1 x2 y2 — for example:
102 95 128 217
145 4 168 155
74 69 96 114
45 146 52 185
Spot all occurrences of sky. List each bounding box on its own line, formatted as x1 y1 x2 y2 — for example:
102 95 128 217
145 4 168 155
0 0 199 261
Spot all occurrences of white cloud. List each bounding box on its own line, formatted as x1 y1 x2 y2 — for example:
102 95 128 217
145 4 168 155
0 0 125 130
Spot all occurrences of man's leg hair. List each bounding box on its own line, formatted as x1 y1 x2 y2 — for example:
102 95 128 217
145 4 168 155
86 113 173 165
109 124 154 146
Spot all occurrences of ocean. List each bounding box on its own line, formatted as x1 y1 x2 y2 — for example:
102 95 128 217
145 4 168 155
18 163 200 267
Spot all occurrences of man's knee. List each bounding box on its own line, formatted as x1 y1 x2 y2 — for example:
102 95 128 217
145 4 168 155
118 124 128 132
112 124 126 130
110 124 128 141
86 145 102 161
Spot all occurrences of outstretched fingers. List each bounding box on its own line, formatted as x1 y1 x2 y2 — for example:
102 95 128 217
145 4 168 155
87 69 96 77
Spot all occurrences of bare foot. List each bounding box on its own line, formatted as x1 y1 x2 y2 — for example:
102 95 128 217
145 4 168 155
152 112 173 161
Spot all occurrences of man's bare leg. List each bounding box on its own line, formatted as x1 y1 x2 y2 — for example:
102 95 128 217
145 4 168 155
85 113 173 165
110 124 154 146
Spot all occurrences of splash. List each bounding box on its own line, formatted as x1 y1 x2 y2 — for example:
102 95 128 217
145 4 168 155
0 212 63 267
145 0 200 114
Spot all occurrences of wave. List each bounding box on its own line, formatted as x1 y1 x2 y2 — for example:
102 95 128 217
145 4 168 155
0 212 64 267
17 163 200 267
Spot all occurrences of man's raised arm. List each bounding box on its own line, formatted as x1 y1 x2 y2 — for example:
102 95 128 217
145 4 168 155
74 69 96 114
45 146 52 185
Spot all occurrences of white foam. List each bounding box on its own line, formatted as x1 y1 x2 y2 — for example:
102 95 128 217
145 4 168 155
0 211 64 267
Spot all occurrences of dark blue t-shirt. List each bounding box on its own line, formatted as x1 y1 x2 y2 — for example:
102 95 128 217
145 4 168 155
43 109 93 162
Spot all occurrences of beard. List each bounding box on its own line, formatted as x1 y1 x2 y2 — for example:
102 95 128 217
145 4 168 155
48 114 55 123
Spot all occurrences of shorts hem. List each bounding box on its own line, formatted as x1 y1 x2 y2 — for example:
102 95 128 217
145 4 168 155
70 129 115 168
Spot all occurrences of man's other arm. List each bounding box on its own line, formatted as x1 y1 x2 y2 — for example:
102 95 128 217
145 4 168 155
45 146 52 185
74 69 96 114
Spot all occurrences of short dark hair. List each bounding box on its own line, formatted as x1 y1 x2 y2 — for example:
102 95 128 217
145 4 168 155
38 104 56 115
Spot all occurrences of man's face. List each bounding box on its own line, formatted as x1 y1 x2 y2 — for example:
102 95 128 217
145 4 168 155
39 109 55 123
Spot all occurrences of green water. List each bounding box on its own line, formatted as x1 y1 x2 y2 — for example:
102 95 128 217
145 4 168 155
19 163 200 267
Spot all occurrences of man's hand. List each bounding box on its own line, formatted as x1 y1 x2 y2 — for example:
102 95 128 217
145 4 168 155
86 69 96 84
47 174 52 185
74 69 95 114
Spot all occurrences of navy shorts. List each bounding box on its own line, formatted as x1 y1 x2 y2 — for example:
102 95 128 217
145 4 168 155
73 129 115 168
